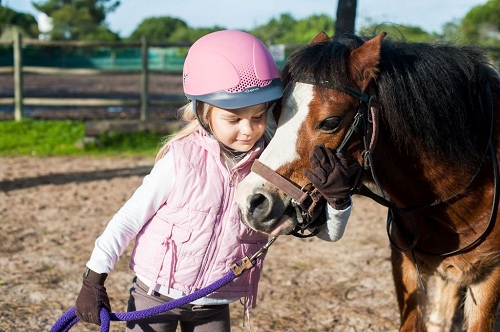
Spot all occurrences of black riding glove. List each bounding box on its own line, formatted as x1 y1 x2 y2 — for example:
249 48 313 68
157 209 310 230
304 145 360 210
75 268 111 325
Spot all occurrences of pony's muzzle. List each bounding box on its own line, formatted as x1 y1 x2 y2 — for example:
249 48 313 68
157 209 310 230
247 193 270 219
237 187 292 233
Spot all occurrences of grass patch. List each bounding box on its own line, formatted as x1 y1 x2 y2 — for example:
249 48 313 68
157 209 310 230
0 120 168 156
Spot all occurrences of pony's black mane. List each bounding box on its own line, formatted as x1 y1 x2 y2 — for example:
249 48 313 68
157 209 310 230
283 33 500 168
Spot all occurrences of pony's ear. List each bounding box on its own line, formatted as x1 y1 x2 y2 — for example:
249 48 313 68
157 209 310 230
311 31 330 44
349 32 387 90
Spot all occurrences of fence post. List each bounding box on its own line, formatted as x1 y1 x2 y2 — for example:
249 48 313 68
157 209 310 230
13 28 23 121
140 36 149 121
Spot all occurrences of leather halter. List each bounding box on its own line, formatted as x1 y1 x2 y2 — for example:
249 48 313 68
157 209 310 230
251 78 378 237
295 79 499 257
251 160 325 237
251 77 498 256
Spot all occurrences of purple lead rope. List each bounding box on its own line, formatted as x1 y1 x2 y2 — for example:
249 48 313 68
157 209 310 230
50 271 236 332
49 237 277 332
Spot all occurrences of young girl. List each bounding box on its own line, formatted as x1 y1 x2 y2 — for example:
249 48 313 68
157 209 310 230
74 30 355 332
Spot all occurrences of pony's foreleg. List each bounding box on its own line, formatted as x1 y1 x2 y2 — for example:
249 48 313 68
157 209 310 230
427 276 463 332
391 249 428 332
463 266 500 331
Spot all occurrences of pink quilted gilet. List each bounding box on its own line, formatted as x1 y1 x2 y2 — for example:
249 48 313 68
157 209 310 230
130 129 269 307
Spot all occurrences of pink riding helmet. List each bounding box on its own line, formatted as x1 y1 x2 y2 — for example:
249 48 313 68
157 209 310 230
183 30 283 111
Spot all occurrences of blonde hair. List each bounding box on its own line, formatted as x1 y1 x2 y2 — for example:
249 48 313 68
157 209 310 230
154 101 212 163
154 100 278 163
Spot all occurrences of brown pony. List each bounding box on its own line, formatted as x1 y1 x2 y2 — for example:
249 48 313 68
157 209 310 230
235 32 500 331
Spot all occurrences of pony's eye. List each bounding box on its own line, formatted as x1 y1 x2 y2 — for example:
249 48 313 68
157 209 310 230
316 117 341 132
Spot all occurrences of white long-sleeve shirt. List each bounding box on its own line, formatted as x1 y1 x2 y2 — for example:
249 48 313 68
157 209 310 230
87 152 352 275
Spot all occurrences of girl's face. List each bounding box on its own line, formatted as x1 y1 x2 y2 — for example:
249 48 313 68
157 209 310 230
210 103 267 152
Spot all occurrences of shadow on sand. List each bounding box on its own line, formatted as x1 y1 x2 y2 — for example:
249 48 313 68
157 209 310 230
0 165 152 191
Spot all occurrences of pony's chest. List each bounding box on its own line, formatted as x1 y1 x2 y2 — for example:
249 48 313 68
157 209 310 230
435 252 499 285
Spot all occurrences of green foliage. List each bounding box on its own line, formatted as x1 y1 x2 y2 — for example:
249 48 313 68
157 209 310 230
4 0 493 46
0 5 39 38
359 23 440 43
32 0 120 41
251 13 334 45
460 0 500 46
0 120 166 156
128 16 188 42
124 3 497 46
82 24 120 42
160 26 225 44
439 21 467 44
127 16 225 44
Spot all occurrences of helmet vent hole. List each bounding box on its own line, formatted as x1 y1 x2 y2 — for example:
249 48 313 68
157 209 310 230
227 62 272 93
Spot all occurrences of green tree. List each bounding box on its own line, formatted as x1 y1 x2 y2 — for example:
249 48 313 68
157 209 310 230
250 13 295 45
0 5 39 38
251 13 334 45
437 21 468 44
460 0 500 46
284 14 334 44
167 26 225 43
359 23 436 43
128 16 188 42
32 0 120 41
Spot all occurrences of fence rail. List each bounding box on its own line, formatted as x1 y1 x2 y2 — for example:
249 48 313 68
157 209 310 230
0 29 192 121
2 29 498 124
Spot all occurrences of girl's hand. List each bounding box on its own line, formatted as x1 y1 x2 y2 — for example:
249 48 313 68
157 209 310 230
75 268 111 325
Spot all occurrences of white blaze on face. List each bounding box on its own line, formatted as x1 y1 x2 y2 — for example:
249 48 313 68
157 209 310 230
260 83 314 168
237 83 315 202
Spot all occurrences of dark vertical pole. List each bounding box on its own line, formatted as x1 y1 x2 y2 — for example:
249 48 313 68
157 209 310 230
140 36 149 121
334 0 358 37
13 28 23 121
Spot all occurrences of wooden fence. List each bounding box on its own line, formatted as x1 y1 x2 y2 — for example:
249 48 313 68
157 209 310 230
0 29 191 122
2 29 498 126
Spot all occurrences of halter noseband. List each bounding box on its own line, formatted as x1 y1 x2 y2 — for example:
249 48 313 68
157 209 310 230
251 159 325 237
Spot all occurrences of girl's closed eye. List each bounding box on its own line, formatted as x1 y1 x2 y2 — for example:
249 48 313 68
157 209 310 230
226 117 240 124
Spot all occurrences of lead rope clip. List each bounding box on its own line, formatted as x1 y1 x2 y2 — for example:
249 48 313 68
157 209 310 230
230 237 277 276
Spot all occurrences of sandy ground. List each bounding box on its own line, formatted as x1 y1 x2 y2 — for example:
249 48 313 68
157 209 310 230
0 156 402 332
1 73 499 332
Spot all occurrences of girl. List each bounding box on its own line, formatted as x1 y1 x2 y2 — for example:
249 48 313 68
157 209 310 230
74 30 355 332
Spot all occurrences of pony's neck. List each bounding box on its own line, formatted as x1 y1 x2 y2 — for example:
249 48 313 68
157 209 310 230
370 140 477 210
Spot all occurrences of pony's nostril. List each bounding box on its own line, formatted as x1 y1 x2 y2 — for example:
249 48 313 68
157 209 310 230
248 193 269 217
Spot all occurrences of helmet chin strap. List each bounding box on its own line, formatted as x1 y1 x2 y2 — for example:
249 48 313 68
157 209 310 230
192 100 212 134
219 143 249 160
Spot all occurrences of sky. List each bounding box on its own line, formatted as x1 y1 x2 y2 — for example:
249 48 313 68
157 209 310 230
4 0 488 38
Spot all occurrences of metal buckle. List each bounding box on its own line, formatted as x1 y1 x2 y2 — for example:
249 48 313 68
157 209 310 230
230 237 277 276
